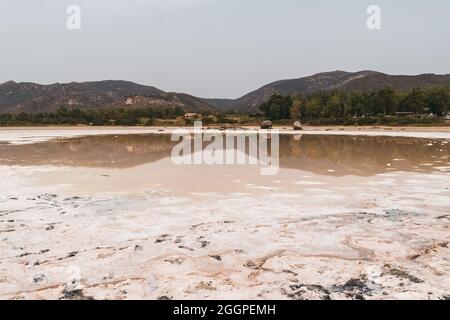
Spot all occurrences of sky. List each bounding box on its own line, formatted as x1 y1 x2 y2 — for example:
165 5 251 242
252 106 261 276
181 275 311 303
1 0 450 98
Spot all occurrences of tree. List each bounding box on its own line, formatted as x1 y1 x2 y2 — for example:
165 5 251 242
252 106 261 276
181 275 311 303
324 92 345 118
304 96 322 121
426 87 450 116
399 88 427 114
374 87 397 115
290 96 303 120
259 94 293 120
347 92 366 117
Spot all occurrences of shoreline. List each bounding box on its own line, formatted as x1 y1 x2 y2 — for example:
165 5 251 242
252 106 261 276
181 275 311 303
0 125 450 131
0 126 449 145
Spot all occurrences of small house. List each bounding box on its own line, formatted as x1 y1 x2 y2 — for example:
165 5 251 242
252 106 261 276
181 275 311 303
184 113 201 121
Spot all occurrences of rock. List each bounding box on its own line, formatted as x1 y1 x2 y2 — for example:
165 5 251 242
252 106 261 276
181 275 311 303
33 274 47 283
286 283 331 300
67 251 78 258
333 278 372 298
164 257 183 265
178 245 194 251
60 288 94 300
18 252 31 257
58 251 78 260
244 261 258 269
260 120 273 129
384 267 424 283
293 121 303 131
64 196 81 201
37 193 57 201
220 123 233 130
155 234 170 244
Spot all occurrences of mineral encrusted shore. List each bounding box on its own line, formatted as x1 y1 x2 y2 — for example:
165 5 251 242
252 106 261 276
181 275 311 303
0 129 449 300
0 167 448 300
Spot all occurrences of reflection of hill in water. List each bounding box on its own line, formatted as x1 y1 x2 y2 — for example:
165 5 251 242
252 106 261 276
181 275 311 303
0 134 448 176
0 135 176 168
280 135 448 175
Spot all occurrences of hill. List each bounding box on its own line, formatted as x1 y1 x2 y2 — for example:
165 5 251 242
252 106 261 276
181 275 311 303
203 71 450 112
0 80 216 113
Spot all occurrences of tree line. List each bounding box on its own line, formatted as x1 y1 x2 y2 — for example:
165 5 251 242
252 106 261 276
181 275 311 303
259 86 450 124
0 86 449 126
0 106 186 126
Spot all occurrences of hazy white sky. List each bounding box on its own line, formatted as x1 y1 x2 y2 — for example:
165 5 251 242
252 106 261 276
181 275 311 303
1 0 450 98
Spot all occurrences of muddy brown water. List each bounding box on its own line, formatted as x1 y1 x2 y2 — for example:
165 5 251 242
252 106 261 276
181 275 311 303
0 134 448 176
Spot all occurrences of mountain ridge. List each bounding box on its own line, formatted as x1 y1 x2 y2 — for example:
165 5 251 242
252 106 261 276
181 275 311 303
0 80 216 113
2 70 450 114
202 70 450 111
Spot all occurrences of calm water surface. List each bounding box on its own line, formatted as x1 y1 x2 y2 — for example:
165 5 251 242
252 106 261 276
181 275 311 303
0 134 448 176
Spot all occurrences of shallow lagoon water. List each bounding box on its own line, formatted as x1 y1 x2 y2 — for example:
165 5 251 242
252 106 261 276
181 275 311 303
0 133 448 194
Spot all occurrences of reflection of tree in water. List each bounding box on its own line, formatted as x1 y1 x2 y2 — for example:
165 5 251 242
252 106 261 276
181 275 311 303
279 135 449 175
0 134 448 176
0 134 176 168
